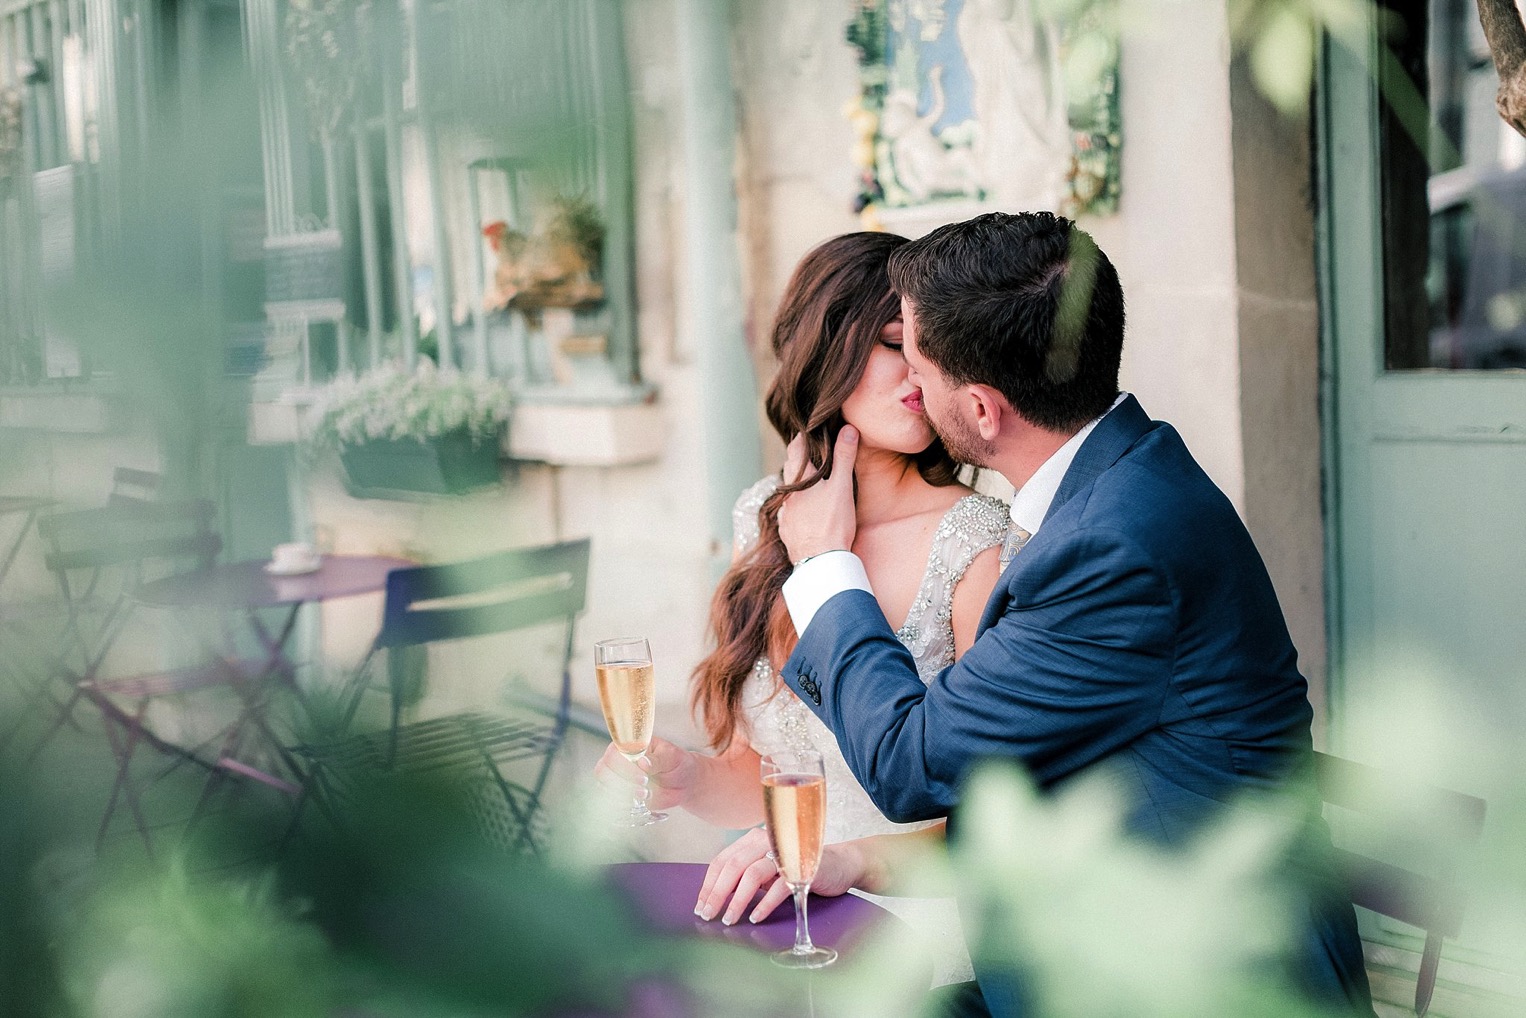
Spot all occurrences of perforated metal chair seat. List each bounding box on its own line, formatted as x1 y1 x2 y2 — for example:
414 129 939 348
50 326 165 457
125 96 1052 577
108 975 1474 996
296 710 559 775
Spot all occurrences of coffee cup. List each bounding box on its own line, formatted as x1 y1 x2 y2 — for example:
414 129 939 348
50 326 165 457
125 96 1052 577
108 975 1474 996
271 542 319 572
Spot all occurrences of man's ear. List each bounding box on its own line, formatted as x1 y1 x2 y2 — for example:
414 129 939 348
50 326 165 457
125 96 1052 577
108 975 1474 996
967 384 1005 440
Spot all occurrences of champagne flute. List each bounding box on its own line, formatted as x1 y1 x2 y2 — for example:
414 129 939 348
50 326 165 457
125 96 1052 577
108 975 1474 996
594 637 667 826
761 750 836 968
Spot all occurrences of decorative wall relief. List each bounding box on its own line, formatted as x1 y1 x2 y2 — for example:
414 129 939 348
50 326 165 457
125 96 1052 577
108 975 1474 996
847 0 1120 222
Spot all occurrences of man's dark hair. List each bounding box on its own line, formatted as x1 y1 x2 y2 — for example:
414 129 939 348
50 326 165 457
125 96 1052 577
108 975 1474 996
887 211 1125 432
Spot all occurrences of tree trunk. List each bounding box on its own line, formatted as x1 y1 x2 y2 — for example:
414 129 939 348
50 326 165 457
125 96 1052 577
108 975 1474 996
1478 0 1526 135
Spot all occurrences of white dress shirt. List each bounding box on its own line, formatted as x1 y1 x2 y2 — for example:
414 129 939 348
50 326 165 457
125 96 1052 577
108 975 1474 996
781 393 1130 634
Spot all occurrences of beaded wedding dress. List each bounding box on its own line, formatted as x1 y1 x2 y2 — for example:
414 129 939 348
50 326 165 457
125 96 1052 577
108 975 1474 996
731 475 1009 985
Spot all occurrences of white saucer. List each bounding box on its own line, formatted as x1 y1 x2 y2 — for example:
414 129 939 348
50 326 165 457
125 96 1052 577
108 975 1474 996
264 559 322 576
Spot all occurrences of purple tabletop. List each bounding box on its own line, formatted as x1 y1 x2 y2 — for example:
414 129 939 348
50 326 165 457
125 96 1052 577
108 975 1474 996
133 554 414 609
607 861 893 957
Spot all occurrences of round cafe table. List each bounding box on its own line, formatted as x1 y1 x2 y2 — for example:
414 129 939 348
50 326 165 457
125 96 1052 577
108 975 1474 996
607 861 913 959
134 554 414 613
130 554 414 788
134 553 414 685
582 862 930 1018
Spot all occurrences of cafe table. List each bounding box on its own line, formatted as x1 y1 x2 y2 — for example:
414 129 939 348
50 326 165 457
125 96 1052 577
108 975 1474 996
607 861 896 956
587 862 930 1018
130 554 413 788
0 496 54 604
133 553 413 680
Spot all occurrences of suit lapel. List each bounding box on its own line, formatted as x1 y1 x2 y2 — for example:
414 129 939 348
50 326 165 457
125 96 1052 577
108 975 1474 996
1044 394 1153 525
974 395 1155 636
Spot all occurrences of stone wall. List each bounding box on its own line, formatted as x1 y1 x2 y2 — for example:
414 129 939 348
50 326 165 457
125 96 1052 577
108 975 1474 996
719 0 1330 716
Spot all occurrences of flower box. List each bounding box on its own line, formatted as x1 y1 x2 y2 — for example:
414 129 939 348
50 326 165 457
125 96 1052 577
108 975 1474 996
339 428 503 498
304 361 514 500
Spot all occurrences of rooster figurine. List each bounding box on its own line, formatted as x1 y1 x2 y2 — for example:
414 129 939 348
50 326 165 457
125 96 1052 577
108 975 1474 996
481 196 605 312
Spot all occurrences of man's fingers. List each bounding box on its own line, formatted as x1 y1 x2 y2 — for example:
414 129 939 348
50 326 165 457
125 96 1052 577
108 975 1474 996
784 433 808 485
828 425 859 485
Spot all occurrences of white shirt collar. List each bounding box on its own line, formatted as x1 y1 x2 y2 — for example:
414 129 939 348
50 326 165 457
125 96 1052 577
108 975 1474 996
1009 392 1129 536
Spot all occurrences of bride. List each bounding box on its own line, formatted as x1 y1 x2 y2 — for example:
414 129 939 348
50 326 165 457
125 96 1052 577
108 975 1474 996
596 231 1008 984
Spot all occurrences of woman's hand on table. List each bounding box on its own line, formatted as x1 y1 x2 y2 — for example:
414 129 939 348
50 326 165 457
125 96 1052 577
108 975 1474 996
693 827 866 925
594 736 696 812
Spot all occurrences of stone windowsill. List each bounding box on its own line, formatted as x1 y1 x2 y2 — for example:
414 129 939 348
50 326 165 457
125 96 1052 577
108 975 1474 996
247 388 666 468
0 385 125 433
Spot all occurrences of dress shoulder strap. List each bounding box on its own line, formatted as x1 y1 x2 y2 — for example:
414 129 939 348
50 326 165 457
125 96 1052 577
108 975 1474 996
898 494 1011 676
732 474 782 557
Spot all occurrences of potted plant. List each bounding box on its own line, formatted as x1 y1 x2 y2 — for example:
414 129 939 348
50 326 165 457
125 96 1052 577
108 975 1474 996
0 87 22 195
304 361 513 497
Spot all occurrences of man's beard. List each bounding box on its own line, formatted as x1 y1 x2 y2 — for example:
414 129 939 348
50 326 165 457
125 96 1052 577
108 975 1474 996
928 406 997 467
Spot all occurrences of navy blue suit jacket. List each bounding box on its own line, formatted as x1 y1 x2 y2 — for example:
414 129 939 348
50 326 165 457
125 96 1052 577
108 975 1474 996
780 396 1371 1015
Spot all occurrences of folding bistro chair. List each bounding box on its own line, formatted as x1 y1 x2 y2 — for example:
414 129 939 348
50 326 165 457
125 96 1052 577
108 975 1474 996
297 539 590 856
26 499 223 753
1314 751 1488 1016
107 467 163 507
27 500 272 856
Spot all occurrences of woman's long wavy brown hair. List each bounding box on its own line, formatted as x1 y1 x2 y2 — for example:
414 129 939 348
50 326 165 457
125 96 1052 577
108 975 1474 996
691 232 961 750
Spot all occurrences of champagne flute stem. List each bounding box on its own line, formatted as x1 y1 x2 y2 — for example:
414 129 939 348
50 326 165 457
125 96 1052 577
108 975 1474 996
791 884 813 955
631 754 651 818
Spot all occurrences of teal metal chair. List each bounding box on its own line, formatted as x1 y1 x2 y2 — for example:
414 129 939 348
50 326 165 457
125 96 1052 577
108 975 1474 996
25 499 222 756
1314 751 1487 1016
296 539 591 856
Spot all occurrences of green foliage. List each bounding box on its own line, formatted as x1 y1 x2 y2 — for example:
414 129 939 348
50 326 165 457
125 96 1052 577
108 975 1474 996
55 862 335 1018
1226 0 1373 114
0 85 21 186
551 194 608 275
950 764 1335 1018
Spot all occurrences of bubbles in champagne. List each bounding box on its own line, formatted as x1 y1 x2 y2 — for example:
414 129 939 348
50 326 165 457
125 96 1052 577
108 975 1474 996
596 662 655 757
763 773 826 886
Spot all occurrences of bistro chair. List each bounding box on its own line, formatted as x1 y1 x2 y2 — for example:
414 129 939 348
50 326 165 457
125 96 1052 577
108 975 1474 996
26 499 222 753
1313 751 1488 1016
107 467 163 507
294 539 591 857
25 499 277 856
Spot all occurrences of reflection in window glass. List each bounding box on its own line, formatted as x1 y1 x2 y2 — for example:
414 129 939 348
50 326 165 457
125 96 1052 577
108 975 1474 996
1384 0 1526 369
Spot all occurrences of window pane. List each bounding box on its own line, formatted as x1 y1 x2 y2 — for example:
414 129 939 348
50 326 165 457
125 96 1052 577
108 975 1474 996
1383 0 1526 370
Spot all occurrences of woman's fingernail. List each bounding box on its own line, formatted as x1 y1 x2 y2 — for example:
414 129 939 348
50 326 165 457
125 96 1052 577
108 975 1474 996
749 908 763 924
722 913 736 926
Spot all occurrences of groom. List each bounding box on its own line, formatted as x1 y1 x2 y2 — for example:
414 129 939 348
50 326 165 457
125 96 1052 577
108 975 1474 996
775 213 1372 1017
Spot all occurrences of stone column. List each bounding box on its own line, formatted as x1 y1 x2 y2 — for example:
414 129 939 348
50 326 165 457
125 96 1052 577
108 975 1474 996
676 0 762 565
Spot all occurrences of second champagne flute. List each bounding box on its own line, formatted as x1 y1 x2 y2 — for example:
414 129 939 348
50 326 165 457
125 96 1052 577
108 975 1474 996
594 637 667 826
761 749 836 968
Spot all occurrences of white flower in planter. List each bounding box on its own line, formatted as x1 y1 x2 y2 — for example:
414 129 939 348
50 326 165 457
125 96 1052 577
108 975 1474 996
303 360 513 453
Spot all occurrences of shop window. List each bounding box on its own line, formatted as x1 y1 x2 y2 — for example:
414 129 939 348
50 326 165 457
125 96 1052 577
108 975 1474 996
1380 0 1526 370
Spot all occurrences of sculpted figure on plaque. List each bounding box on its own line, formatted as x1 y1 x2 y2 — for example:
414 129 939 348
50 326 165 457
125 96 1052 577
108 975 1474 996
956 0 1071 210
881 64 982 204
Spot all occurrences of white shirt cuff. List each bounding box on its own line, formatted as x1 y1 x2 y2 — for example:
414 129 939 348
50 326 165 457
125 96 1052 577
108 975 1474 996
781 550 872 634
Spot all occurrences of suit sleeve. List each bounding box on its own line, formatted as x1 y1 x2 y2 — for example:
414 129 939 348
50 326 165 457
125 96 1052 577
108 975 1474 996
779 525 1178 823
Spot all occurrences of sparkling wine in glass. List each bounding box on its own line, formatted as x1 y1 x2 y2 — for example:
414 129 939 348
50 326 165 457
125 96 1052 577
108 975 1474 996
761 749 836 968
595 637 667 826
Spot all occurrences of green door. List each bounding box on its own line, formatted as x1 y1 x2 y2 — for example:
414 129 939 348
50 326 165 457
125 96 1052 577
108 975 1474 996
1320 0 1526 996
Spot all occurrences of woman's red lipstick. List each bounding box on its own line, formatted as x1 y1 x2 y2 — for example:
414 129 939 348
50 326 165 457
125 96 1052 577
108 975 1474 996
902 391 924 413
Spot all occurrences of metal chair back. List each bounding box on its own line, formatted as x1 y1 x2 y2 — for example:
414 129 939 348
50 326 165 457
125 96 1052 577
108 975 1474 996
374 539 590 649
1314 751 1487 1016
317 540 592 857
27 499 221 755
107 467 164 508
